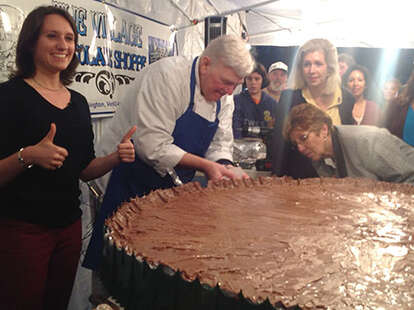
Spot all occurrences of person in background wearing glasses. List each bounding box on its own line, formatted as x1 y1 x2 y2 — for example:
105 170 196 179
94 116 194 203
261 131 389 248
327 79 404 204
283 103 414 185
271 38 355 179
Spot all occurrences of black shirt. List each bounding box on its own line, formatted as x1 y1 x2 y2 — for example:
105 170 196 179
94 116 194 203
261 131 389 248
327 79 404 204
0 78 95 227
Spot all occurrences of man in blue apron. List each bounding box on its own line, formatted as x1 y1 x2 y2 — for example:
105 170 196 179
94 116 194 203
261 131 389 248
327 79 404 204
83 34 255 270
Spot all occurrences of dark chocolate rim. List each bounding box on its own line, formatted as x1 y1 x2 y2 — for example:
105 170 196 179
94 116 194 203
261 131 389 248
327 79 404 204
101 233 302 310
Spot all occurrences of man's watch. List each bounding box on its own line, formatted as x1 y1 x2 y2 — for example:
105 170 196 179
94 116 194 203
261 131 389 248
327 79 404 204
18 148 33 169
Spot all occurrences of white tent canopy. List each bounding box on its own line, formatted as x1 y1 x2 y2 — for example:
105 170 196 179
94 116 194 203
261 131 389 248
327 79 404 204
114 0 414 53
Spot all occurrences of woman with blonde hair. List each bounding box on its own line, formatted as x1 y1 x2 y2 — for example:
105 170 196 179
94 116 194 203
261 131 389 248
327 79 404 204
271 38 355 179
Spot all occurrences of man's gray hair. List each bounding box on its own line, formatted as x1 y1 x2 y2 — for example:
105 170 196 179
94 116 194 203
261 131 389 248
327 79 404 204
201 34 255 78
288 38 341 95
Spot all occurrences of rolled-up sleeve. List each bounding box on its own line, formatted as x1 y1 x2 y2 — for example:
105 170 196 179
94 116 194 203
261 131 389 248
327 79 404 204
134 59 190 176
101 56 235 177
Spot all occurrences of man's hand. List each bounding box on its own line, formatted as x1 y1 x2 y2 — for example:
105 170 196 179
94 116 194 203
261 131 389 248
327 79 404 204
178 153 249 182
204 162 249 181
224 164 249 179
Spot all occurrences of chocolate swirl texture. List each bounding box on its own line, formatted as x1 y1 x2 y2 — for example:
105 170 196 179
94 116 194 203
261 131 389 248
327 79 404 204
105 177 414 309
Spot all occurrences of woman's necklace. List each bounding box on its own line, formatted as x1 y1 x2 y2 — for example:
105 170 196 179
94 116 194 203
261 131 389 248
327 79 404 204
353 99 366 117
32 78 64 92
352 99 366 124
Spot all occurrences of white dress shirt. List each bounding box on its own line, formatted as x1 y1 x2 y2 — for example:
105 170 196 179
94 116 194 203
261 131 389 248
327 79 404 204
96 56 234 189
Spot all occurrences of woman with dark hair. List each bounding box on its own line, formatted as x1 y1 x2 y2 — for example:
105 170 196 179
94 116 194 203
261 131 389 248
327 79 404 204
232 62 277 138
0 6 136 309
283 103 414 184
342 64 381 125
10 5 79 85
271 38 355 179
382 66 414 146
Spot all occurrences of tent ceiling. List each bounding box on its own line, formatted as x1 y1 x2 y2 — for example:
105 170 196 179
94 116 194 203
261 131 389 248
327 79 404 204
115 0 414 49
240 0 414 48
210 0 414 48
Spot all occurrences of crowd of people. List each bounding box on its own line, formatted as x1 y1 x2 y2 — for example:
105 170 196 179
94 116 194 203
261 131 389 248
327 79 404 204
0 4 413 310
233 41 413 182
237 47 413 148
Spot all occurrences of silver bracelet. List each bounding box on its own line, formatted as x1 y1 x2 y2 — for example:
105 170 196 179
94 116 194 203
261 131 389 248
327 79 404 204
18 148 33 169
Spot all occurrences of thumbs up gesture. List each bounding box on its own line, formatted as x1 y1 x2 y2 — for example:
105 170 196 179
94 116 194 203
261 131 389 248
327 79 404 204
34 123 69 170
117 126 136 163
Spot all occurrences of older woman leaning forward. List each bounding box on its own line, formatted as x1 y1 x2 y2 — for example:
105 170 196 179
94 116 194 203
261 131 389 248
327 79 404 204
283 103 414 185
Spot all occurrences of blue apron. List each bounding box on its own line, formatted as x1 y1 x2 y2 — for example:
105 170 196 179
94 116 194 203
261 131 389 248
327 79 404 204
83 57 221 270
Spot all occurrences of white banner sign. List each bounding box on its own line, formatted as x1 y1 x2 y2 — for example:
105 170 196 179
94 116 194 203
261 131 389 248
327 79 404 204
0 0 175 117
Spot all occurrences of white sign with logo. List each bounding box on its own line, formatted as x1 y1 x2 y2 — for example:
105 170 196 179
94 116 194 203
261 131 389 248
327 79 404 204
0 0 175 117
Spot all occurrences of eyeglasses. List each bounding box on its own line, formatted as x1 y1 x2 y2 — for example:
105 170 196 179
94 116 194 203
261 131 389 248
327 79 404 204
291 131 310 149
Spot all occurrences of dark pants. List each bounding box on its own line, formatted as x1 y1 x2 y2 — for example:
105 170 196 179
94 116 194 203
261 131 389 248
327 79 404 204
0 218 81 310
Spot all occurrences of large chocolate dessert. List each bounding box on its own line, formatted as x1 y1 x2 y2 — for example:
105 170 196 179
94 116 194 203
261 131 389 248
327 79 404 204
103 177 414 310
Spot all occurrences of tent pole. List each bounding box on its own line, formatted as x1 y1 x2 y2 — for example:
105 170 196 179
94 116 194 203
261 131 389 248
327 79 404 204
167 0 193 24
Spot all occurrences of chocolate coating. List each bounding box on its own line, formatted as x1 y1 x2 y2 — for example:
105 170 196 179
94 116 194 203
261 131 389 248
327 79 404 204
106 177 414 309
